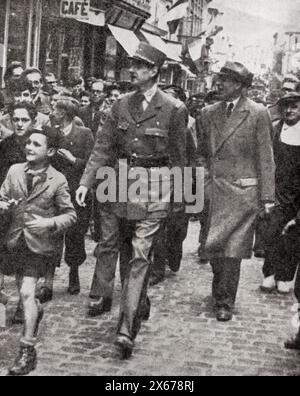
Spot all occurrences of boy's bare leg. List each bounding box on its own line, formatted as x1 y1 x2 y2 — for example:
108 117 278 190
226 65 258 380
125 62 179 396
9 276 42 376
21 277 39 343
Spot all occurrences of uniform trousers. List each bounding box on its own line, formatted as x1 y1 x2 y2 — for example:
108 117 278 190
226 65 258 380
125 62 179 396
90 210 134 298
152 212 189 278
91 209 161 341
211 258 242 310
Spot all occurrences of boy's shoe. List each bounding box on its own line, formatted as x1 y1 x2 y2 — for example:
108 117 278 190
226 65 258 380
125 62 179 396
277 281 293 295
260 275 276 293
8 345 37 376
0 292 8 306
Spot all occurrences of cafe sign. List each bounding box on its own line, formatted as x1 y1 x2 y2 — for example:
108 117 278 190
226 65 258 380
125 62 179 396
60 0 90 20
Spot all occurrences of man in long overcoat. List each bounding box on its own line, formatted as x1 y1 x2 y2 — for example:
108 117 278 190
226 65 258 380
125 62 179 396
76 42 187 358
197 61 275 321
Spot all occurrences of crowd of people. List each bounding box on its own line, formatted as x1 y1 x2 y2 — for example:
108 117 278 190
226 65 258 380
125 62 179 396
0 44 299 376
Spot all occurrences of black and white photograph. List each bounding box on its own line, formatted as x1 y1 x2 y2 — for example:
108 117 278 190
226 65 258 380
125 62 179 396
0 0 299 378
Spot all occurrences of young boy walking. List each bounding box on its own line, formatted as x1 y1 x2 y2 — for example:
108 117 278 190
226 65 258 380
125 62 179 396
0 126 77 376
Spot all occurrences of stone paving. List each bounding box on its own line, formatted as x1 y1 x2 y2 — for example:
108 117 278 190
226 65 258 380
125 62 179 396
0 221 300 376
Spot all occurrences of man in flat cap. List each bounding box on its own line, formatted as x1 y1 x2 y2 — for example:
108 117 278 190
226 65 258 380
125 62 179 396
76 42 188 357
196 61 275 321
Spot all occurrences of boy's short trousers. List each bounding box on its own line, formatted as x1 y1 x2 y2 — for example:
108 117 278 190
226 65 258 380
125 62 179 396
0 235 57 278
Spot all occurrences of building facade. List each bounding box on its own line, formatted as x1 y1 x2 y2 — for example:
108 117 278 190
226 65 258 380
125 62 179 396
0 0 151 84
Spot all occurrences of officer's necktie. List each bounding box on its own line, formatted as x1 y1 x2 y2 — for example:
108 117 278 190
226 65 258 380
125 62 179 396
226 102 234 118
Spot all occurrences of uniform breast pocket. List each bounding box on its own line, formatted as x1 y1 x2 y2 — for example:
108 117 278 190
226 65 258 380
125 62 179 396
145 128 168 153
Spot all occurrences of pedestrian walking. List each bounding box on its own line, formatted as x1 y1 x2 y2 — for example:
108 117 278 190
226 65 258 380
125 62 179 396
196 61 276 322
0 127 76 376
76 42 187 358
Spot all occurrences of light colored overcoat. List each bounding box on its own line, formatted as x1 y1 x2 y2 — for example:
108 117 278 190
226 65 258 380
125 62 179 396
197 97 276 259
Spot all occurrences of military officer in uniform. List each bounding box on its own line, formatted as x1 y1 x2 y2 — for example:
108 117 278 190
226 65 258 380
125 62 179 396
76 42 187 358
197 61 275 322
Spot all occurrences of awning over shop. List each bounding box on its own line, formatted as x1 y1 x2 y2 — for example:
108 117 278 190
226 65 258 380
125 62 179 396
180 64 197 78
163 40 182 63
142 31 168 56
108 25 140 57
141 31 182 62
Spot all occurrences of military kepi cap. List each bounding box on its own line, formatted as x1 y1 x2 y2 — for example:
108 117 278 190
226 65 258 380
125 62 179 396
130 42 167 68
218 61 254 87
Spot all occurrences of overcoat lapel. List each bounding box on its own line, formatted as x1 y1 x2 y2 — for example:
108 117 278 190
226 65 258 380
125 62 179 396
215 97 250 154
210 102 226 156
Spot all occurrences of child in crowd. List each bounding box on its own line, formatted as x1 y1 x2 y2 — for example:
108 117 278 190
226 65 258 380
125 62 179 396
0 126 77 376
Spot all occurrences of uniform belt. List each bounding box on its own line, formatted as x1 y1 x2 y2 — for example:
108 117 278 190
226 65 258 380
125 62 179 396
121 155 170 168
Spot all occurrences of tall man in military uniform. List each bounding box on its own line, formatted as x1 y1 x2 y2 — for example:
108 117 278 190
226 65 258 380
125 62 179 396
197 61 275 322
76 42 187 358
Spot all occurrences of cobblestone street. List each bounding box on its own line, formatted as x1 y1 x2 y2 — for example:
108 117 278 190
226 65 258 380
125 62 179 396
0 222 300 377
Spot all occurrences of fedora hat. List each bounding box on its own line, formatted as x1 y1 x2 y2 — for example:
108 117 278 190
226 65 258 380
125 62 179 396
218 61 254 87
